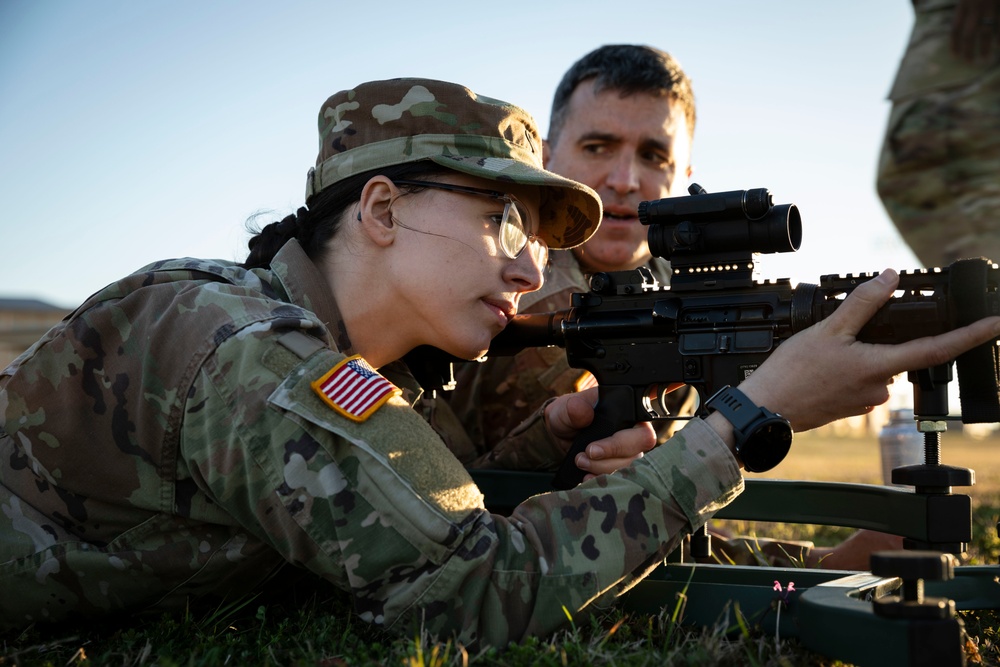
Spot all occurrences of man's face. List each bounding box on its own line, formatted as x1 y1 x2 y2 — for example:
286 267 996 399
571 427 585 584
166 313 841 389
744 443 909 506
544 80 692 273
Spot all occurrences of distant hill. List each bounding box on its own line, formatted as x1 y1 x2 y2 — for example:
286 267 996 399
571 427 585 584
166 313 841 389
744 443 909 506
0 297 69 312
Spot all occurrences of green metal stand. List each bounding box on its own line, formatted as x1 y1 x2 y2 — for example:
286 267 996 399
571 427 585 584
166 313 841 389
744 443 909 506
470 471 1000 667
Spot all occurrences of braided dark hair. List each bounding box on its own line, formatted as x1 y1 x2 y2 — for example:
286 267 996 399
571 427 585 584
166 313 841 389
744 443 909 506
242 161 453 270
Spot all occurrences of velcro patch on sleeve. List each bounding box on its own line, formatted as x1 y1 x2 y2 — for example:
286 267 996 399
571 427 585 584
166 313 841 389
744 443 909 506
310 355 401 422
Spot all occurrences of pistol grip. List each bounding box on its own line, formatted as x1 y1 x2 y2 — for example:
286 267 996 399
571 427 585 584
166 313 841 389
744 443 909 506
552 386 638 490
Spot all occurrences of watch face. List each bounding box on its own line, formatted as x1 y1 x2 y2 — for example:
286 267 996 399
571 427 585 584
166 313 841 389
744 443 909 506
706 386 793 473
760 421 793 447
741 418 793 473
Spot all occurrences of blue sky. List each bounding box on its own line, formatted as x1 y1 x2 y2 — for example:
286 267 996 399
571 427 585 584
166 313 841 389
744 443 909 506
1 0 916 308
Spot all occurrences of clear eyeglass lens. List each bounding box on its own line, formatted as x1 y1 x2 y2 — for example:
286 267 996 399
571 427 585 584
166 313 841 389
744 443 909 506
501 200 547 265
499 203 525 258
393 179 546 265
530 239 549 266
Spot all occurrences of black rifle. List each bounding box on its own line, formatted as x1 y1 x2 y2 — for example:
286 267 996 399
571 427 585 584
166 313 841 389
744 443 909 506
489 184 1000 489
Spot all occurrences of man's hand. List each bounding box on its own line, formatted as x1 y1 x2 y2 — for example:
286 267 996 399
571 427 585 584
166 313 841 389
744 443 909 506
738 269 1000 431
544 387 657 480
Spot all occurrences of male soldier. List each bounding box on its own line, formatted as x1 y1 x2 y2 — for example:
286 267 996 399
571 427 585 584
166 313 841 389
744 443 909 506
442 44 696 472
440 44 903 569
877 0 1000 268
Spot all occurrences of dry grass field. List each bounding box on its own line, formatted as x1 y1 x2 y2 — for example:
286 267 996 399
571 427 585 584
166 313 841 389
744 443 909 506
762 428 1000 496
713 427 1000 564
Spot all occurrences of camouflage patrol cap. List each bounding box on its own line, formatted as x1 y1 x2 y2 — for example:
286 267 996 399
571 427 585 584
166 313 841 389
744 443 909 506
305 78 602 250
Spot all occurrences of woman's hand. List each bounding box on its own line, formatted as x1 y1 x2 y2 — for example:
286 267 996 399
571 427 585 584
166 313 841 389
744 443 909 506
738 269 1000 431
544 387 657 480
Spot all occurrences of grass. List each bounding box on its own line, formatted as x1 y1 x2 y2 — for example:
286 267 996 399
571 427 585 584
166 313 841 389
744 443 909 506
1 595 845 667
3 429 999 666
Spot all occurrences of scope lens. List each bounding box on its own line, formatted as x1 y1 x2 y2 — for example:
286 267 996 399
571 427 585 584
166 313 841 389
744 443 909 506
745 204 801 254
784 205 802 251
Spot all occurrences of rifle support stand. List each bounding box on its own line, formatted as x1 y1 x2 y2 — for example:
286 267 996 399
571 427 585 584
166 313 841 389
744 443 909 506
471 444 998 667
476 246 1000 665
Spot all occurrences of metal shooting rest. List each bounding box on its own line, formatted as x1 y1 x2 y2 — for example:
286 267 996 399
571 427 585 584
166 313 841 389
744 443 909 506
454 191 1000 666
470 363 1000 667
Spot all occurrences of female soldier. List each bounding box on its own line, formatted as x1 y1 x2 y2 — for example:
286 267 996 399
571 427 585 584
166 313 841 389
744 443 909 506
2 78 998 645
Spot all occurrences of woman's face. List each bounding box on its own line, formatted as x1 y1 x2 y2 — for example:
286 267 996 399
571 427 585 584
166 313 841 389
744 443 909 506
385 173 545 360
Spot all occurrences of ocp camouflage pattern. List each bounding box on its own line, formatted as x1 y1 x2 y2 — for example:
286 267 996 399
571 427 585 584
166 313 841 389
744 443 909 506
432 249 810 567
306 78 602 251
1 239 744 644
877 0 1000 268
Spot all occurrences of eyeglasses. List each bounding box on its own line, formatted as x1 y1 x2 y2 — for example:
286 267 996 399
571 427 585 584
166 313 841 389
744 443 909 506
393 180 548 266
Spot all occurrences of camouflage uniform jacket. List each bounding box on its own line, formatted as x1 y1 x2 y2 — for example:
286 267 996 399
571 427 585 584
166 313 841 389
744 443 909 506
876 0 1000 267
439 250 693 469
0 239 743 643
435 250 813 568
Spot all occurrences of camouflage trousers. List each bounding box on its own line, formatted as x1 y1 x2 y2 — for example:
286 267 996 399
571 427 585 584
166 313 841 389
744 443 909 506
877 63 1000 269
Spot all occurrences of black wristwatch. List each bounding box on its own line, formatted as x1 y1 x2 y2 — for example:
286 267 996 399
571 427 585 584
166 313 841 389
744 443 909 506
705 385 792 473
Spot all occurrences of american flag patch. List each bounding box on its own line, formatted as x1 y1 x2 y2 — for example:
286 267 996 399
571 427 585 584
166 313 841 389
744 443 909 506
310 355 401 422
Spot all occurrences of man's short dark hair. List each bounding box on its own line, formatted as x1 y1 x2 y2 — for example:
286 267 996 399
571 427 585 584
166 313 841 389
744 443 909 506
549 44 696 145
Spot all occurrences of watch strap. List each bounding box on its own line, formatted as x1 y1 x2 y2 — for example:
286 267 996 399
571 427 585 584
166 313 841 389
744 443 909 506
705 385 759 435
706 385 792 473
